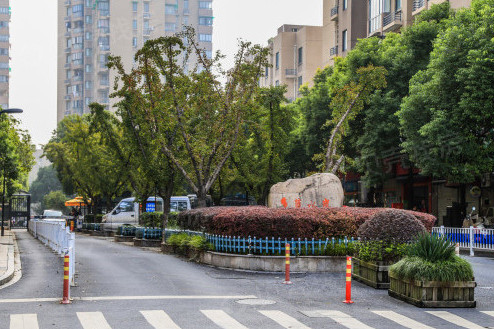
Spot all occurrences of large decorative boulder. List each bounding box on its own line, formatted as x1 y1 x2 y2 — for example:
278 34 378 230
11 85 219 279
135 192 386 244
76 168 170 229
267 173 344 208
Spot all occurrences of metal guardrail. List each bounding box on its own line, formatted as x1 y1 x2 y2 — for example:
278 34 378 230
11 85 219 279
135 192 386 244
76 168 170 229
413 0 426 11
28 219 75 285
383 10 402 27
285 69 297 76
205 235 356 256
330 46 338 56
432 226 494 256
331 6 338 17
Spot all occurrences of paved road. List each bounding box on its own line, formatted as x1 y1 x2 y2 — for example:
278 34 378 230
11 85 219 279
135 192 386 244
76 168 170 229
1 230 494 329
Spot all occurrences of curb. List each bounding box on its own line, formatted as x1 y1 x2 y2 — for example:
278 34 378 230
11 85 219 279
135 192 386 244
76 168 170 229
0 233 15 286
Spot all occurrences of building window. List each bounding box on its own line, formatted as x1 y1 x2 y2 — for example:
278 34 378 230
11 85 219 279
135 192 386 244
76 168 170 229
85 32 92 40
184 0 189 10
198 16 213 26
298 47 303 65
342 30 348 52
165 23 176 31
199 34 212 42
133 19 137 30
132 37 138 47
199 1 212 9
85 15 92 24
85 81 92 89
66 70 71 79
85 97 92 106
369 0 382 33
0 75 9 82
205 50 212 59
343 0 348 10
275 80 280 86
275 52 279 70
0 21 8 29
85 64 92 73
298 76 303 89
0 35 8 42
395 0 401 10
0 7 9 14
265 66 268 77
85 48 92 57
165 4 177 15
132 1 138 12
144 2 150 13
85 0 92 7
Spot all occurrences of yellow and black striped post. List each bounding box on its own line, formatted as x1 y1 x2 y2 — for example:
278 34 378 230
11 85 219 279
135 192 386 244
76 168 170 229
283 243 292 284
60 253 71 304
343 256 354 304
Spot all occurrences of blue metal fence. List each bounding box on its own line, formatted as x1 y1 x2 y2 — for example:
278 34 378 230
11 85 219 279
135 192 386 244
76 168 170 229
205 235 356 256
432 226 494 256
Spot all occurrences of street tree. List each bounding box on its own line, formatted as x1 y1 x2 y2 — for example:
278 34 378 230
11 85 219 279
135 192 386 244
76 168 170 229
108 28 269 207
29 166 63 203
398 0 494 204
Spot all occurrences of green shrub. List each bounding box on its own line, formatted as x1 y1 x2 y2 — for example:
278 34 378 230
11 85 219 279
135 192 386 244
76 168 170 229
357 209 426 243
188 235 210 251
167 233 190 249
322 242 356 256
168 212 178 228
390 256 473 282
355 241 408 263
407 233 455 262
141 212 164 228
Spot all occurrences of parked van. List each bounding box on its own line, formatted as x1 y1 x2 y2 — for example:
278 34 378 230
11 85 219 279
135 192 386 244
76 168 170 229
101 196 191 232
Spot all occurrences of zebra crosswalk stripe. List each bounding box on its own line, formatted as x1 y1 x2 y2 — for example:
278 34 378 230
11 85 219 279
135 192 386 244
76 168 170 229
140 310 182 329
259 310 311 329
372 310 435 329
76 312 112 329
481 311 494 317
301 310 374 329
426 311 485 329
10 314 39 329
201 310 249 329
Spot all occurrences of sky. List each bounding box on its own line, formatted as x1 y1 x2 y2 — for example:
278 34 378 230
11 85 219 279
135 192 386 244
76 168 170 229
10 0 322 147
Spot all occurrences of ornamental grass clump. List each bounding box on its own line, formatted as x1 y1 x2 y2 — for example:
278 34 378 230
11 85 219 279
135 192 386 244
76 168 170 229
356 209 427 263
390 234 474 282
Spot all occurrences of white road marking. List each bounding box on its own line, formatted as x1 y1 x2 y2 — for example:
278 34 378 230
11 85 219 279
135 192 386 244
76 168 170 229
201 310 249 329
372 310 435 329
140 310 182 329
10 314 39 329
0 295 257 303
301 310 374 329
259 310 311 329
426 311 485 329
77 312 112 329
481 311 494 317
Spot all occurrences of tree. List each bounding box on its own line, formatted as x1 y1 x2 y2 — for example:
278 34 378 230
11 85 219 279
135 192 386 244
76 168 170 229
44 115 130 211
42 190 69 213
398 0 494 203
324 65 387 174
29 166 62 203
108 28 269 207
222 86 295 204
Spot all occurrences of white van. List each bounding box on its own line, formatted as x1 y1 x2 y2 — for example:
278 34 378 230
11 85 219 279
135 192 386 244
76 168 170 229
101 196 191 232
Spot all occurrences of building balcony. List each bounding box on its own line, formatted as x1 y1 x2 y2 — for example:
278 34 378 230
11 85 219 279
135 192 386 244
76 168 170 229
65 31 71 37
330 45 338 57
99 45 110 52
73 75 83 82
65 47 71 53
64 0 71 6
368 15 382 37
64 16 71 22
64 63 71 68
143 12 150 18
330 6 338 21
383 10 403 32
183 8 189 15
143 28 152 36
412 0 426 14
285 69 297 78
64 95 72 100
64 79 71 84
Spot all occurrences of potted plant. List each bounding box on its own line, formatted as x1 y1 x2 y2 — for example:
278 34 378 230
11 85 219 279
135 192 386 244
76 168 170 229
353 209 427 289
388 234 475 307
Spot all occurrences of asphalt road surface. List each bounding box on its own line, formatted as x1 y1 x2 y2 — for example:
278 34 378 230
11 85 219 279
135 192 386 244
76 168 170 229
1 230 494 329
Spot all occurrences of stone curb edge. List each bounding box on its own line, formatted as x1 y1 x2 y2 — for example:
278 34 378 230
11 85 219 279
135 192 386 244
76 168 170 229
0 233 16 286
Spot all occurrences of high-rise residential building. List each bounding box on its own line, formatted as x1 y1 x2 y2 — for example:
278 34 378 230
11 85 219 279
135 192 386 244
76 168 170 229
57 0 213 122
260 25 322 102
0 0 9 110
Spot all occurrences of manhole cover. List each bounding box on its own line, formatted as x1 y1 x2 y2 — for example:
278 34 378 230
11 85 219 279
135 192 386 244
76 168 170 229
236 299 276 305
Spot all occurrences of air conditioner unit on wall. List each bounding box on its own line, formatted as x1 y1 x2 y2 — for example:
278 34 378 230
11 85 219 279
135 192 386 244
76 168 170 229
481 173 491 188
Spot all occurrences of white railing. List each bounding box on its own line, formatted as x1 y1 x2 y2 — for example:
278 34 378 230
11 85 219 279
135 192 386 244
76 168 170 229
432 226 494 256
28 219 75 285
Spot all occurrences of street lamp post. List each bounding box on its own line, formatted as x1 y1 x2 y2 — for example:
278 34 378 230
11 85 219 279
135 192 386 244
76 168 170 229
1 108 23 236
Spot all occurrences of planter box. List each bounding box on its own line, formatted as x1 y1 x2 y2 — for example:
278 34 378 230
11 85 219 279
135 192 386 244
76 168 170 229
352 258 392 289
388 273 476 308
133 238 162 248
114 235 135 243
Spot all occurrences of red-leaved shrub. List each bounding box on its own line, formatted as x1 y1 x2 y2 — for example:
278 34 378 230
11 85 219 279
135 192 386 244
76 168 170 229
177 207 436 238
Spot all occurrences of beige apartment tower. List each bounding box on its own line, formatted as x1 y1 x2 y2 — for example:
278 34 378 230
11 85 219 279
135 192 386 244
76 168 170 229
57 0 213 122
0 0 9 109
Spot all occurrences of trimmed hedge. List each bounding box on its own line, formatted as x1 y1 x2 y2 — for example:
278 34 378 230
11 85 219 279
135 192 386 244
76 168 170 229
177 207 436 239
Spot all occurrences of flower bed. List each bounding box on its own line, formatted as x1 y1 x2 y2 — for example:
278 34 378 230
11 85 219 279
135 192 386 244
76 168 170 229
177 207 436 239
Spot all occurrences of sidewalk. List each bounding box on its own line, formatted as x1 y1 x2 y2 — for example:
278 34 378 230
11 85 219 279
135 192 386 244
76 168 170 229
0 230 15 286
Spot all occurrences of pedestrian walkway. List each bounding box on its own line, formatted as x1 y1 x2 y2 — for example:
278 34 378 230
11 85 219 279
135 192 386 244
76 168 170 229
0 230 14 286
6 308 494 329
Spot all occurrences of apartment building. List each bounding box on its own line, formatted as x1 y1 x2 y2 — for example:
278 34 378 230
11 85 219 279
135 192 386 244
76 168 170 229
57 0 213 122
0 0 9 109
260 25 323 101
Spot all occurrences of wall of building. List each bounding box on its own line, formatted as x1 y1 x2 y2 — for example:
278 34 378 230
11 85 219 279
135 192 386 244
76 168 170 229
0 0 8 109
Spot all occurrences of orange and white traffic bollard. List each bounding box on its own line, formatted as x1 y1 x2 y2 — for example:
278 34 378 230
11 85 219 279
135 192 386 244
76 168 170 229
343 256 354 304
70 220 74 232
283 243 292 284
60 253 71 304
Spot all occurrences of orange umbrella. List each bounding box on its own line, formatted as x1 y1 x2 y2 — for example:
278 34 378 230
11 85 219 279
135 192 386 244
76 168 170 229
64 196 91 207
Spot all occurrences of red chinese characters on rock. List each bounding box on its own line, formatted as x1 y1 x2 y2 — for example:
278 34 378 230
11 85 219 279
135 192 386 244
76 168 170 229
281 197 288 209
323 198 330 208
294 199 301 208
